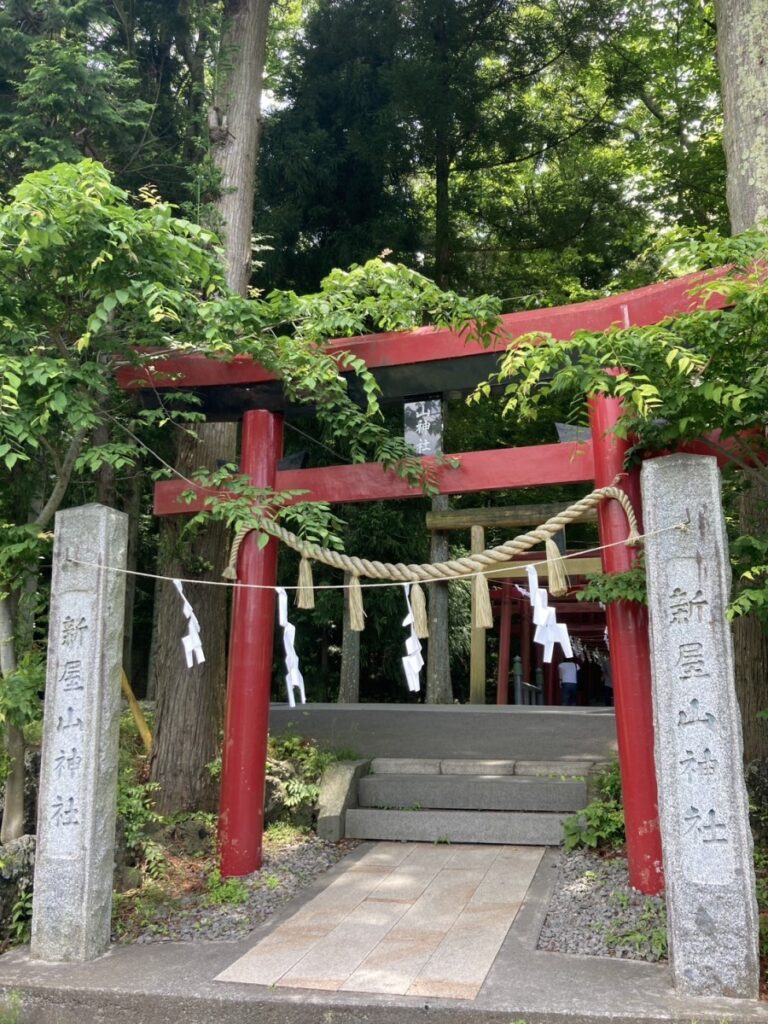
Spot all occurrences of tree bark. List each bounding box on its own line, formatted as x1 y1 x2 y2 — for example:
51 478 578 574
121 466 143 683
338 573 361 702
0 597 24 844
714 1 768 759
149 424 234 813
431 5 452 288
210 0 273 294
176 2 210 165
1 432 86 840
715 3 768 233
434 138 452 289
426 496 453 703
93 420 116 509
150 0 273 811
732 482 768 761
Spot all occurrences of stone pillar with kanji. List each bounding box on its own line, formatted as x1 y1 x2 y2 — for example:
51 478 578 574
31 504 128 961
642 454 759 998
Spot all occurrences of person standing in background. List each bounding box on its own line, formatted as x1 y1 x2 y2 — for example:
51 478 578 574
558 660 579 705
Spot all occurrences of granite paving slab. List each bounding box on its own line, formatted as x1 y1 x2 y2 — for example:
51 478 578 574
216 841 543 999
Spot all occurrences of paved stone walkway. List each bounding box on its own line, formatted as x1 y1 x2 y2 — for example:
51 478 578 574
216 841 544 1000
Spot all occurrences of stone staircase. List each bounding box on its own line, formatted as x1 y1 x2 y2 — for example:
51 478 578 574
344 757 595 846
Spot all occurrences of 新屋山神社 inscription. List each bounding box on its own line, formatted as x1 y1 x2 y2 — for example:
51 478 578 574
678 747 717 781
43 593 92 859
404 399 443 456
642 454 759 998
663 562 735 884
668 587 709 624
53 746 83 778
61 615 88 648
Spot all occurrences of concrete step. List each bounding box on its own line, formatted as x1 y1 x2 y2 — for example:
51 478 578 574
369 757 596 777
345 807 568 845
358 773 587 813
341 757 593 846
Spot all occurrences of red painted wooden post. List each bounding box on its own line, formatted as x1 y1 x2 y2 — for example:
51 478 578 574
520 598 532 699
496 581 513 704
588 393 664 895
219 410 284 877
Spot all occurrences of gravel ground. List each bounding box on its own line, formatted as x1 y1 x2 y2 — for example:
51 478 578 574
114 835 354 944
537 849 667 962
114 838 666 964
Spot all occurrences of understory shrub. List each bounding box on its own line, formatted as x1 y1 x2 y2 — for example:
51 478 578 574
208 732 352 826
0 836 35 946
265 733 352 826
114 710 163 889
562 762 625 852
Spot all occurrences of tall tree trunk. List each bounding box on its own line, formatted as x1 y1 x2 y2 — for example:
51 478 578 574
210 0 273 294
176 3 209 165
0 597 24 844
93 421 116 508
434 138 452 289
732 484 768 761
432 4 452 289
1 433 85 841
149 424 233 813
715 4 768 233
121 467 143 683
150 0 273 812
715 1 768 760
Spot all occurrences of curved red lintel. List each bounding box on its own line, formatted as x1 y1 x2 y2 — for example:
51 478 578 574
117 268 730 392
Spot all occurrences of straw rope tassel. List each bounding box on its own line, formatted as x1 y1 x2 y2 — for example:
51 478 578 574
545 537 569 597
222 525 247 581
473 572 494 629
348 573 366 631
222 487 642 598
410 582 429 639
296 556 316 609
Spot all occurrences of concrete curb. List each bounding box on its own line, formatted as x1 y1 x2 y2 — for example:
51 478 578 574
316 759 370 841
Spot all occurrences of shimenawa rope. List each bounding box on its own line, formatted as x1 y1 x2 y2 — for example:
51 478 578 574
223 486 640 636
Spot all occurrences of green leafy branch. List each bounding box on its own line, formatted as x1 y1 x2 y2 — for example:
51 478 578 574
577 566 647 605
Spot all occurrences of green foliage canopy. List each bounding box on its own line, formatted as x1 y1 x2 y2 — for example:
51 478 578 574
472 230 768 616
0 158 500 590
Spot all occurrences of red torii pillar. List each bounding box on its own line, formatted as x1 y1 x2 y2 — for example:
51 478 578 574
589 394 664 895
219 410 283 876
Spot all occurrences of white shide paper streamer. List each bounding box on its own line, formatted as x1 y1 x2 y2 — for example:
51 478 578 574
401 584 423 692
525 565 572 663
277 587 306 707
172 578 205 668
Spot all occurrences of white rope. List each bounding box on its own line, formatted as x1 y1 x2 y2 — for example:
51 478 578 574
63 519 685 592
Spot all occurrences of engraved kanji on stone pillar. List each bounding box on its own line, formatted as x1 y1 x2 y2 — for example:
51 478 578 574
641 454 759 998
31 504 128 962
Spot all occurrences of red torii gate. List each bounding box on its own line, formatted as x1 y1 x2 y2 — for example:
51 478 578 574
121 269 730 896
